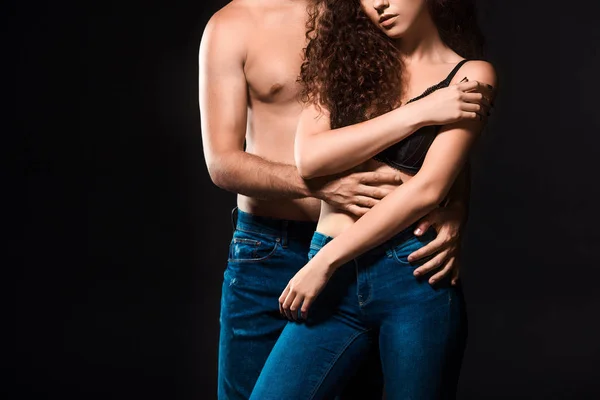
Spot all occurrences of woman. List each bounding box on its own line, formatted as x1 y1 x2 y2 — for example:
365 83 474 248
251 0 497 398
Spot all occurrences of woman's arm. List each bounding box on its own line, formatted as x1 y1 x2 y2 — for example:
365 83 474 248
280 62 497 319
313 61 497 271
294 100 423 179
295 80 492 179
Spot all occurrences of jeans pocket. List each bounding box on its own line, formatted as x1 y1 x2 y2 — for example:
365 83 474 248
227 229 280 263
391 227 437 266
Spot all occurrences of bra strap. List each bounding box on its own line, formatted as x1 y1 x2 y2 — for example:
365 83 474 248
443 59 471 86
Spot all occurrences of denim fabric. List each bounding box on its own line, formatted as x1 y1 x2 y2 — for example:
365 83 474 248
250 222 468 400
218 208 383 400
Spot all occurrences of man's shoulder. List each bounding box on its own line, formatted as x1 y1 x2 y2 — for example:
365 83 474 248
206 0 256 31
202 0 256 58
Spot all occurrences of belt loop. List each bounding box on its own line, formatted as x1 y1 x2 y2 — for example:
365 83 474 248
231 206 238 231
281 220 288 248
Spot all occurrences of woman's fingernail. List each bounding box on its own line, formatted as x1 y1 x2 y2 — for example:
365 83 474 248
414 228 422 235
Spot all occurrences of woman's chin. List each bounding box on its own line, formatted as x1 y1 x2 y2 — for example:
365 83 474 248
380 24 407 40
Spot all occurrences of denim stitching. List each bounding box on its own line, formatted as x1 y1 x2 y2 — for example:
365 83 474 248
234 226 280 238
355 258 373 307
307 329 371 399
227 241 280 264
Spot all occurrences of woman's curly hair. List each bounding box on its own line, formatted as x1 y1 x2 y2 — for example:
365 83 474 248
299 0 485 129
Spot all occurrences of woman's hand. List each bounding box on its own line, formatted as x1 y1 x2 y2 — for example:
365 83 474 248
415 79 495 126
279 259 334 321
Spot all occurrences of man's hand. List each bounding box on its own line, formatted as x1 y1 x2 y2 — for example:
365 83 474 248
307 171 402 217
408 203 466 286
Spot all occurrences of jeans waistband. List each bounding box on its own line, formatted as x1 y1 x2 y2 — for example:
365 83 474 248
231 207 318 241
310 220 434 255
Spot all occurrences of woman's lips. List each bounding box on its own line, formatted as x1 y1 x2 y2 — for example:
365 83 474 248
380 14 399 28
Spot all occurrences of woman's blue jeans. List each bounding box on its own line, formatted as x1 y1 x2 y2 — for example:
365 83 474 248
250 223 468 400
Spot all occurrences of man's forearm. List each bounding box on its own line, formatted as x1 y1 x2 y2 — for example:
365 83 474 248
208 150 312 200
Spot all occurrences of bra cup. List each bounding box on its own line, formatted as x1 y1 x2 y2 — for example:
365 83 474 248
374 125 438 173
371 59 471 174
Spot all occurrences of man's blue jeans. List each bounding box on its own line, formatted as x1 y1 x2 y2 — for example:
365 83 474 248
250 223 468 400
218 208 383 399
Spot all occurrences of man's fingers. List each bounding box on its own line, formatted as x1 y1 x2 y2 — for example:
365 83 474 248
413 251 446 277
429 256 456 285
357 184 391 200
413 219 433 236
407 237 445 263
451 265 460 286
354 195 379 209
345 204 371 217
356 171 402 185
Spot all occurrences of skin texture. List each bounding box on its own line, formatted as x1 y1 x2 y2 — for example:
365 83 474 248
198 0 485 298
279 0 497 319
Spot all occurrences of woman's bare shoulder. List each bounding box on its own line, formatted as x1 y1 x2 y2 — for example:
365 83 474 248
452 60 498 89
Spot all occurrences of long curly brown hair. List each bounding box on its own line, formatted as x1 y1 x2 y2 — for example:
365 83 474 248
299 0 485 129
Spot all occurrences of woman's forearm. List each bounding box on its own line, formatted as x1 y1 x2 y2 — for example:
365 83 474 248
295 102 427 179
313 178 443 272
441 161 471 225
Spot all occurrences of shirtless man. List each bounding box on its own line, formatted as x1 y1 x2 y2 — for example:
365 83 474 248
199 1 475 398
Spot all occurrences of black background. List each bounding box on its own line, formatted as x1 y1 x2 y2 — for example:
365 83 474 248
16 0 600 399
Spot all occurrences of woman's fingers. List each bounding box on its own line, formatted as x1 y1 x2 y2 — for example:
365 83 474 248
279 286 290 316
300 296 315 320
280 288 312 321
462 92 492 110
459 80 495 109
282 291 295 320
458 79 494 94
289 295 304 321
461 102 488 120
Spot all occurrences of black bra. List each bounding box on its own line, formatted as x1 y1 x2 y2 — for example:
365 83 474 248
373 59 470 174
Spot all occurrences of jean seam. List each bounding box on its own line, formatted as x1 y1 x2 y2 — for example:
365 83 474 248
307 329 371 400
354 259 373 307
235 226 280 238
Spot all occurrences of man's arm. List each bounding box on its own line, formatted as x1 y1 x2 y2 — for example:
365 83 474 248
199 8 311 200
